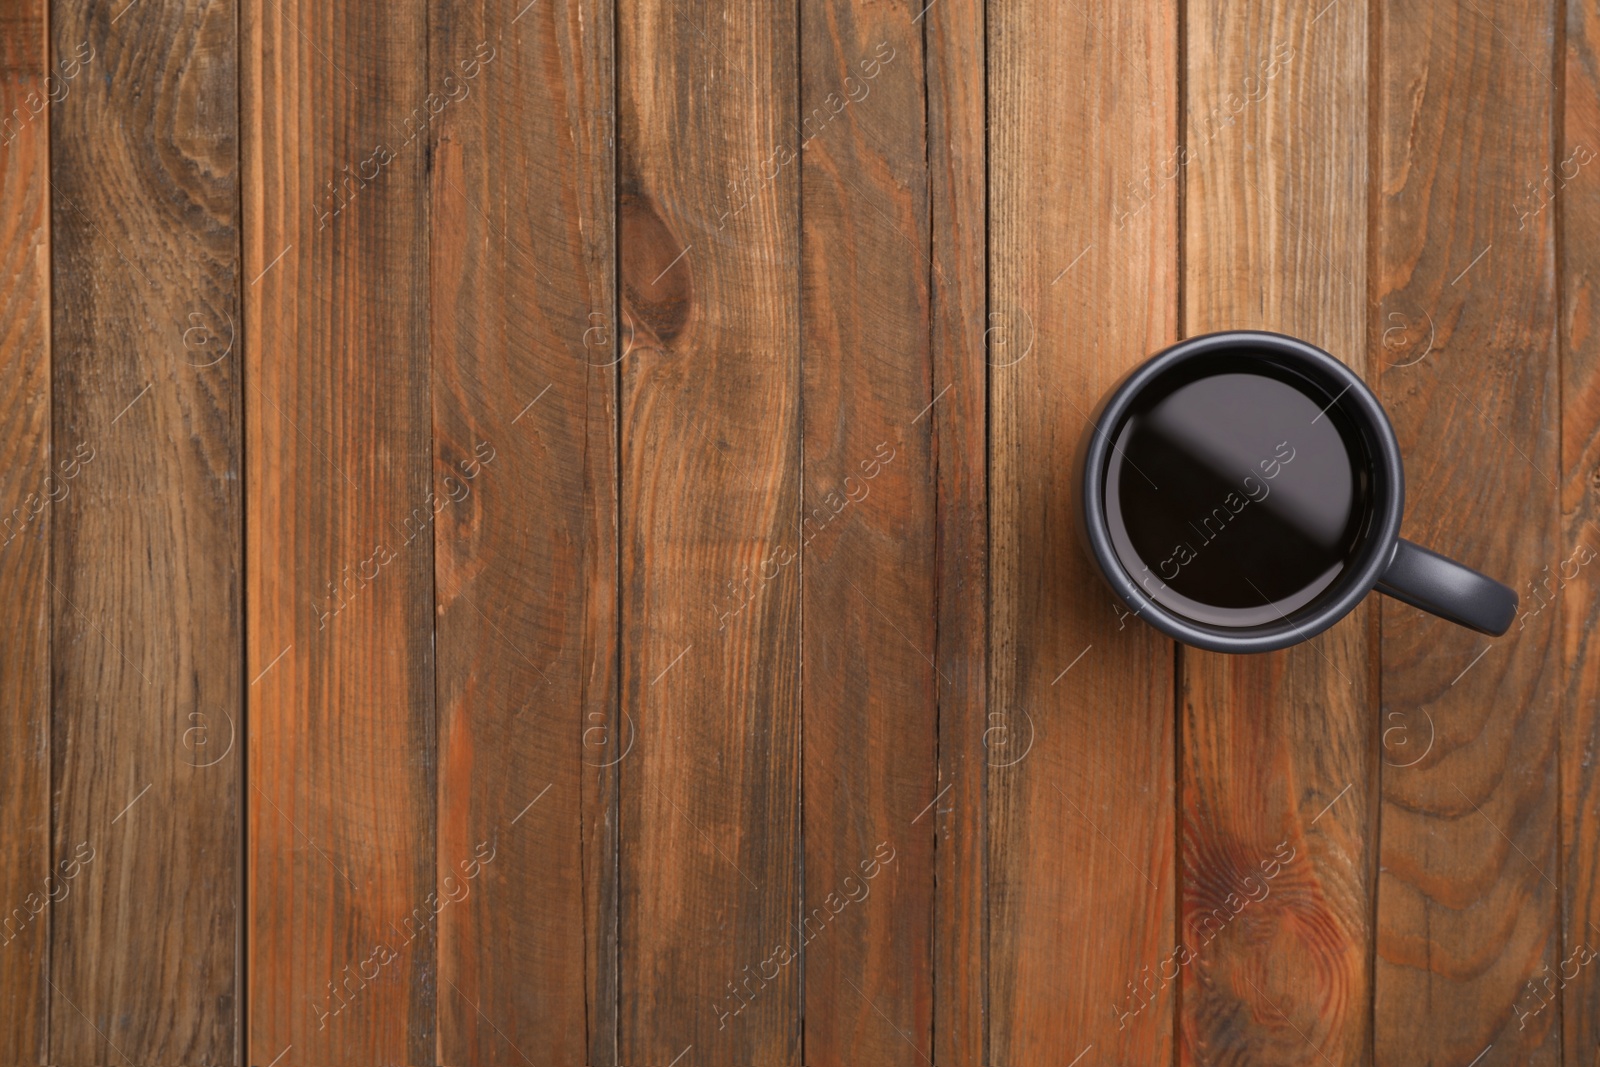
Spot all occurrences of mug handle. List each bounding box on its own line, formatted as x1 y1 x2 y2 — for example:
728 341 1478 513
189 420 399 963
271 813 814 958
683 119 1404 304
1375 539 1519 636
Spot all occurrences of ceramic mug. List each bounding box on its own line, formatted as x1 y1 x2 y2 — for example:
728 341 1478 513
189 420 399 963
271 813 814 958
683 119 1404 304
1073 330 1518 654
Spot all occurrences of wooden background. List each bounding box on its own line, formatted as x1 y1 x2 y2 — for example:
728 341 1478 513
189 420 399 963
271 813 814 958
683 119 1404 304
0 0 1594 1061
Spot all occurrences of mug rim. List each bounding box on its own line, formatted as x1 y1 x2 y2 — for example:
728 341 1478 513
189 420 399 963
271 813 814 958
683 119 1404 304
1079 329 1405 653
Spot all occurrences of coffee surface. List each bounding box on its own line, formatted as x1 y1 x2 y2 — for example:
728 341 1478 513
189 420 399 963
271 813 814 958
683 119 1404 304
1105 368 1369 627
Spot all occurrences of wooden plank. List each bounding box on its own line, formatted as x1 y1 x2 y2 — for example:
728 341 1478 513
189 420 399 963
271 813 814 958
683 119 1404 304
615 0 801 1061
49 0 241 1059
0 0 51 1059
242 0 434 1059
799 8 932 1065
1179 6 1372 1064
926 0 988 1058
1373 0 1560 1061
1565 0 1600 1057
427 0 615 1061
987 0 1177 1060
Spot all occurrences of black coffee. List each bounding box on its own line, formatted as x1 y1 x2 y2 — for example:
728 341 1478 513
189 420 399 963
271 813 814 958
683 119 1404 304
1104 362 1371 627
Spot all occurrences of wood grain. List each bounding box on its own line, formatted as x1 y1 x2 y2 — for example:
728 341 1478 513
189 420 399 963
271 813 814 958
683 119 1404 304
616 0 802 1062
987 0 1178 1061
427 0 616 1062
0 0 50 1059
243 0 434 1059
926 0 988 1059
1565 0 1600 1057
1179 4 1373 1063
1373 0 1561 1061
0 2 1591 1058
49 0 240 1060
799 9 933 1065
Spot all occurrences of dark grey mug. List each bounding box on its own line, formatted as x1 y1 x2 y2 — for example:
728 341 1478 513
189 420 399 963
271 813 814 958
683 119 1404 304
1073 330 1518 654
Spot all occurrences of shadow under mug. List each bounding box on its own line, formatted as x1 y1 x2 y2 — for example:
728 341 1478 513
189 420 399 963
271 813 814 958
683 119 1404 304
1073 330 1518 654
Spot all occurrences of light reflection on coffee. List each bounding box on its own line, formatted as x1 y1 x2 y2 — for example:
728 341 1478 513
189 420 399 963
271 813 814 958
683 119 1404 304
1105 365 1372 627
